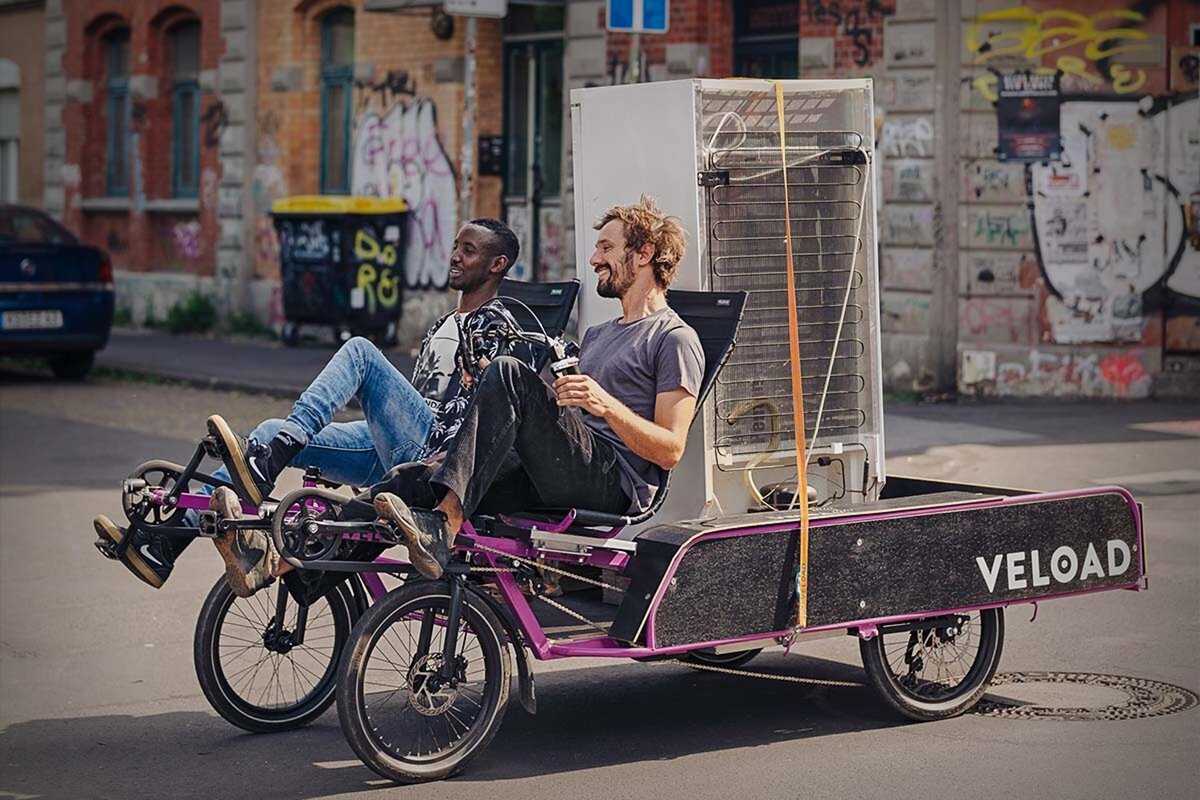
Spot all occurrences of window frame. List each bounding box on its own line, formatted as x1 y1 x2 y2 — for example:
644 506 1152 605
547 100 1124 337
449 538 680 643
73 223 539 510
105 28 132 198
169 21 201 199
319 8 355 196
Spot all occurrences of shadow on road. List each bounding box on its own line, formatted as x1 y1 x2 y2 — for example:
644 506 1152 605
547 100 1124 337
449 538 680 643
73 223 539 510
0 654 897 798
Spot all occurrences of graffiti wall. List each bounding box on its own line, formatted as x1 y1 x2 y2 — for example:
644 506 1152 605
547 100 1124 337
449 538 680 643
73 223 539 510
957 0 1198 398
350 96 457 291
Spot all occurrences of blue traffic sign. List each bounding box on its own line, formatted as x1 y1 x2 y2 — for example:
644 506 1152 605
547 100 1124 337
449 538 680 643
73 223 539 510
607 0 669 34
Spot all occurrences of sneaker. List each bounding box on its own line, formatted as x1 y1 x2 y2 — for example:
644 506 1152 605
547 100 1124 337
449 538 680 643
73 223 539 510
206 415 302 506
209 487 278 598
373 493 451 580
93 514 173 589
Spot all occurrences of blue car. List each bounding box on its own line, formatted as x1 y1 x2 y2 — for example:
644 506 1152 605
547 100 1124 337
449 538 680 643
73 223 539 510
0 204 114 379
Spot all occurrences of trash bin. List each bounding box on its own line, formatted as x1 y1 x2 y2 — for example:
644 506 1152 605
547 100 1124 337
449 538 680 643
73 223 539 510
271 195 409 347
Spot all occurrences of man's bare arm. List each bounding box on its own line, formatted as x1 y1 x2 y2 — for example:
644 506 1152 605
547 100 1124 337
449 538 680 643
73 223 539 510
553 375 696 470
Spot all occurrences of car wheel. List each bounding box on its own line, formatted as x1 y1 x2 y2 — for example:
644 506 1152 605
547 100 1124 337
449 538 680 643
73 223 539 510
49 351 95 380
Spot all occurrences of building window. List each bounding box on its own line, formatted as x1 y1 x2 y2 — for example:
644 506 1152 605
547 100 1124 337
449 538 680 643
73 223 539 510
105 28 132 197
170 22 201 198
0 59 18 204
733 0 799 78
320 8 354 195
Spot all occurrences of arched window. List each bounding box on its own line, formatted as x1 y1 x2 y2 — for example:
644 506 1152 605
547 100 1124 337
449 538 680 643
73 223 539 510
105 27 132 196
170 21 201 198
320 8 354 195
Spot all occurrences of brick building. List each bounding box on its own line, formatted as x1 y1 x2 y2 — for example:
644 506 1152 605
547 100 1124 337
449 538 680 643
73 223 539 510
33 0 1200 397
0 0 47 205
45 0 234 323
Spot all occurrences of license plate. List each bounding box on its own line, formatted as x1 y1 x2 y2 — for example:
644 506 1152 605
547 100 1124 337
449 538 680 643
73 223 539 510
2 310 64 330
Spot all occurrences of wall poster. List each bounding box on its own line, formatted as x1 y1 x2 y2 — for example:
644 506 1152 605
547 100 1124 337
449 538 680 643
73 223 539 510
996 71 1061 162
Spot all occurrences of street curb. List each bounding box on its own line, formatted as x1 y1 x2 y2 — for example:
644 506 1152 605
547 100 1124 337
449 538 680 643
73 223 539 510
94 363 308 397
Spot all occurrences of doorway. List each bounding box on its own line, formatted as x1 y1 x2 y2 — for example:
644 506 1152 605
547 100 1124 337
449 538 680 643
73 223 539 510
503 9 563 282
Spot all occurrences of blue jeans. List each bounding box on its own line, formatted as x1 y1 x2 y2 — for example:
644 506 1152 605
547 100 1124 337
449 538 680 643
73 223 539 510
206 337 434 494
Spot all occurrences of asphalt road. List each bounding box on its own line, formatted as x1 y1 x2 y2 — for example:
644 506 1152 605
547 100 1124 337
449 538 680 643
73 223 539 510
1 370 1197 800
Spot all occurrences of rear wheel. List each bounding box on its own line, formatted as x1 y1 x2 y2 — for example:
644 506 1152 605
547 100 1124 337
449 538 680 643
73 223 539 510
49 351 94 380
859 608 1004 721
337 582 511 783
194 576 356 733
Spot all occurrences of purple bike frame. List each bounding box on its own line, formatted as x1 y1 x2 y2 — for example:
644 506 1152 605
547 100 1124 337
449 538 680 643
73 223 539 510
162 482 1144 663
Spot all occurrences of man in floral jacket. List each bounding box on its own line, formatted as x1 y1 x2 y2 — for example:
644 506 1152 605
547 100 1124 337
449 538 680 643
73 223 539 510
94 218 534 594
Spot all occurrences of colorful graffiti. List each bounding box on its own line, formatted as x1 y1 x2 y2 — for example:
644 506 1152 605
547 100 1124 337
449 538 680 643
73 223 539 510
351 97 457 290
172 220 202 260
966 6 1156 98
960 347 1153 398
351 227 402 315
1029 98 1200 345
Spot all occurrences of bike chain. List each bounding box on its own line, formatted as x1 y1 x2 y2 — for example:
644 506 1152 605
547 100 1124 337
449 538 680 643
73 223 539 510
468 541 628 641
468 540 628 594
466 541 863 688
663 658 863 687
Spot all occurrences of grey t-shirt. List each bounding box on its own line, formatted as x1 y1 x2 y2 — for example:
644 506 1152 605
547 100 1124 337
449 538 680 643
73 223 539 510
577 306 705 513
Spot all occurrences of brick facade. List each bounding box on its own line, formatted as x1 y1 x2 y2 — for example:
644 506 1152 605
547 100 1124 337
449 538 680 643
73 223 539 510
59 0 225 278
40 0 1200 397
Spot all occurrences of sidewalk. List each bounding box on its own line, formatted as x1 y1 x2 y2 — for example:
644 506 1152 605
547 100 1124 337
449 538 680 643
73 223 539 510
96 329 415 398
92 329 1198 459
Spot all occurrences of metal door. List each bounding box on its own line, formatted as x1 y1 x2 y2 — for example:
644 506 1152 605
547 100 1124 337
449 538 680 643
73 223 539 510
503 39 563 281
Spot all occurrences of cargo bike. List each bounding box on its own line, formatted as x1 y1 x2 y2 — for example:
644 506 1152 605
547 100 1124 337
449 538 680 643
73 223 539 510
110 284 1145 784
108 77 1146 785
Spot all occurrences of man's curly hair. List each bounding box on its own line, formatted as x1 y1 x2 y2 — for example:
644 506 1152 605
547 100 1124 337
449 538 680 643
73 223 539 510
594 195 687 289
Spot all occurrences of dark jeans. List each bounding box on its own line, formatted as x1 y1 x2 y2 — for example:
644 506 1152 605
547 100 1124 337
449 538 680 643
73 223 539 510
341 356 631 522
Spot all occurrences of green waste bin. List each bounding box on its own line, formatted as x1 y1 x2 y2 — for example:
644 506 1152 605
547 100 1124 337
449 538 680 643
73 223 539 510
271 195 409 346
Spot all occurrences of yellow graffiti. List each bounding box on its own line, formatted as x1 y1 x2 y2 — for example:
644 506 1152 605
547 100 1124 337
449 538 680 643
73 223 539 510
354 229 398 267
966 7 1154 96
356 263 401 315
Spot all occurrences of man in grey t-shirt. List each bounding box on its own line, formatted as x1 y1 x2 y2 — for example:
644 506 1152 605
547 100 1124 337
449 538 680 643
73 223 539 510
368 195 705 580
577 305 703 512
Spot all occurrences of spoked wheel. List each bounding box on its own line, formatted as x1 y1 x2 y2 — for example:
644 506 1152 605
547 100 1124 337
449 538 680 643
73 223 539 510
337 582 511 784
122 460 193 527
859 608 1004 721
684 648 763 669
194 576 356 733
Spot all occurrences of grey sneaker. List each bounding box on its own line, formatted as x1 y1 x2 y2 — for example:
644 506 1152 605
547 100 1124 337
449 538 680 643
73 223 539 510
373 493 451 580
210 487 278 598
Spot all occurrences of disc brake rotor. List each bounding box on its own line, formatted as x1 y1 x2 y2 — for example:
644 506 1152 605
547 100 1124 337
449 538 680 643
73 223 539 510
407 654 459 717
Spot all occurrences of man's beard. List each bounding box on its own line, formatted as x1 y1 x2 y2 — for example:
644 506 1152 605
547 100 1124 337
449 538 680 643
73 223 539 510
597 252 636 298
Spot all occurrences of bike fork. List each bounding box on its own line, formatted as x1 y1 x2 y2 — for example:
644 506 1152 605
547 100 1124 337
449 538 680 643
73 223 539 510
438 566 470 682
274 580 308 646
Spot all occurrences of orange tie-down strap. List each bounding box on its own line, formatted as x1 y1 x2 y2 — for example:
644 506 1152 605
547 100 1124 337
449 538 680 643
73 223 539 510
773 81 810 630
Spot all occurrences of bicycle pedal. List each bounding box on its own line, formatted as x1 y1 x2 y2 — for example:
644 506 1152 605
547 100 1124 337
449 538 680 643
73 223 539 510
196 510 221 538
93 538 120 560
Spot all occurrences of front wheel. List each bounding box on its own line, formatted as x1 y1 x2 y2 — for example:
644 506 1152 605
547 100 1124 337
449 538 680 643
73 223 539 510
337 581 511 784
859 608 1004 721
194 576 356 733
